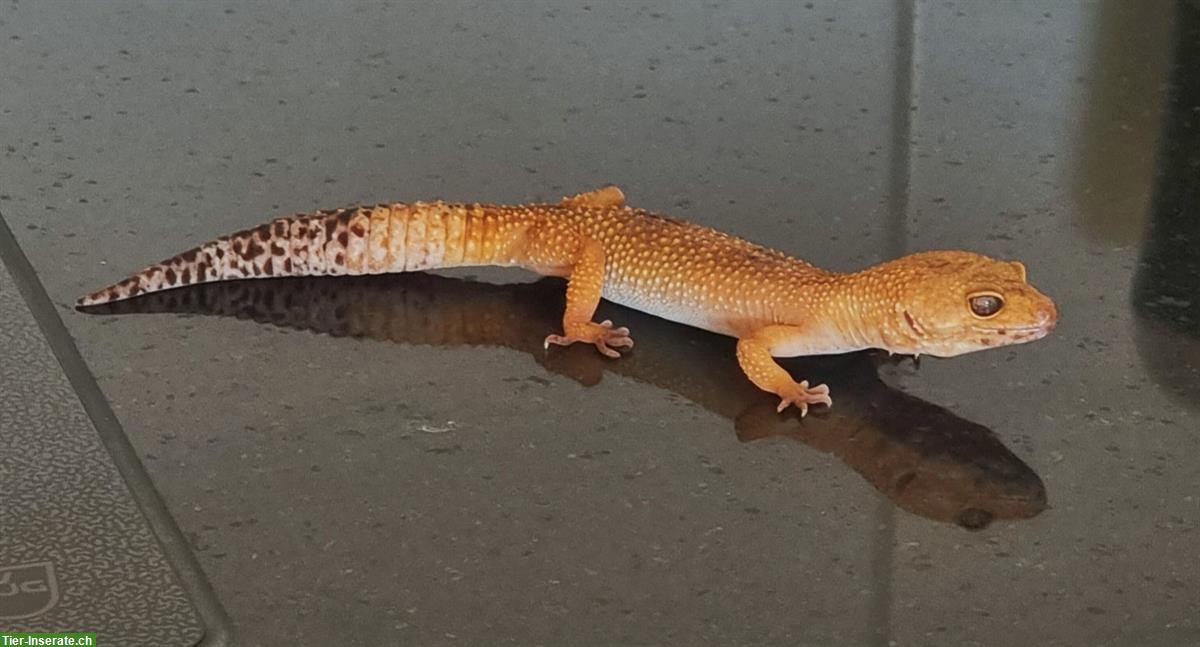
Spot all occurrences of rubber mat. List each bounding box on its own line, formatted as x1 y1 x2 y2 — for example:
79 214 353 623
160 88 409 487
0 215 227 645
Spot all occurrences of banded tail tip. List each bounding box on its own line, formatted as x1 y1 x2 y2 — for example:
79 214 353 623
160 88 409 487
76 276 142 308
77 291 114 307
77 289 115 308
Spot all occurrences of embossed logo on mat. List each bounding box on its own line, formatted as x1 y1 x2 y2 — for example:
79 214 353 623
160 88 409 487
0 561 59 620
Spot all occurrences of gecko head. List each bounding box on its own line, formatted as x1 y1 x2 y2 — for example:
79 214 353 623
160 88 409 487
870 250 1058 357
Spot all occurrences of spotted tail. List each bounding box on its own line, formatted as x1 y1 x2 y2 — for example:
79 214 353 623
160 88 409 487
77 202 517 307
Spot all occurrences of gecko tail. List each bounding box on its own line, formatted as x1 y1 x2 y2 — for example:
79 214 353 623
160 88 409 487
76 198 513 308
77 207 371 307
77 222 292 307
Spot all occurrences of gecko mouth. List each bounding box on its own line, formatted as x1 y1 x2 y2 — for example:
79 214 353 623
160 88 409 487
971 324 1054 344
973 323 1054 335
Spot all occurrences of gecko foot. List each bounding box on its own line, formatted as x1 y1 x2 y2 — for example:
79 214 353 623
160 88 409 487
544 320 634 359
775 380 833 416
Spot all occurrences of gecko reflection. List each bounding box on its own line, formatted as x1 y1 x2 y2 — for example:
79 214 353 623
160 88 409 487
81 274 1047 530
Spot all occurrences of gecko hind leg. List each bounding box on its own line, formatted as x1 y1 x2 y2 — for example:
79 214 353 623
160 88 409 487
560 185 626 209
542 236 634 358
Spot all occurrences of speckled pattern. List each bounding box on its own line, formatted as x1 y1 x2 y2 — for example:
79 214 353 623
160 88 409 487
0 260 203 643
6 1 1200 645
78 189 1056 414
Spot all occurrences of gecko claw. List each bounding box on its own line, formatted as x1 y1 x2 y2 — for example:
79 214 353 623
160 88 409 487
775 380 833 416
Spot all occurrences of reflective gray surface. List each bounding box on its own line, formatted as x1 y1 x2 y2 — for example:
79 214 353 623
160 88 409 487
3 1 1199 645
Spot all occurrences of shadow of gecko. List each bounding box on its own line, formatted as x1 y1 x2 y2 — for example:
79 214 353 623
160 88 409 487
80 274 1047 530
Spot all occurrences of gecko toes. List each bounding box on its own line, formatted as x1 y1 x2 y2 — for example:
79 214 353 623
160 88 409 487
776 381 833 416
544 321 634 359
596 343 622 359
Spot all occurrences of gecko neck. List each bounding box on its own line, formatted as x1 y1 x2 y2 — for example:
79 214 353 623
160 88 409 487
774 267 915 355
838 267 920 354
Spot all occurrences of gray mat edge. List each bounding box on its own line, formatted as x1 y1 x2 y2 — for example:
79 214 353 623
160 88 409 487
0 212 232 647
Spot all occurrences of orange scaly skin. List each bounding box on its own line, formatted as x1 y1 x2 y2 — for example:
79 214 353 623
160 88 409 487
78 185 1058 414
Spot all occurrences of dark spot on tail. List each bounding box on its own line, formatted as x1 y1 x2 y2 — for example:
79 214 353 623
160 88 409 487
244 239 263 259
271 242 285 256
283 258 293 273
336 209 355 231
324 213 342 237
165 268 177 284
273 220 288 236
181 268 192 283
214 247 225 260
337 230 349 246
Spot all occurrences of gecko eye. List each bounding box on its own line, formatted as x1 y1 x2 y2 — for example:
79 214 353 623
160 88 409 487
969 294 1004 318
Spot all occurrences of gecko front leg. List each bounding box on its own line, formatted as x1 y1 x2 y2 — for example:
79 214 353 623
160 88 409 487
736 325 832 415
542 237 634 358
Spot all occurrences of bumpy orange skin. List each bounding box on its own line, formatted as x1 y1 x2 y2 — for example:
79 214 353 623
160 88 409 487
79 186 1057 413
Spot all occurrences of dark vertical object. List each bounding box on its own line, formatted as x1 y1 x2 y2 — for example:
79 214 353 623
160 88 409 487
887 0 917 260
867 0 918 644
1132 0 1200 404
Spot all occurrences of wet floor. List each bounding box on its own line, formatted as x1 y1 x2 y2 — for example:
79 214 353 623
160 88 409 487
2 1 1199 645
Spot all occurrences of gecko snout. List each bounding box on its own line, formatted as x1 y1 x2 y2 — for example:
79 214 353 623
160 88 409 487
1036 300 1058 330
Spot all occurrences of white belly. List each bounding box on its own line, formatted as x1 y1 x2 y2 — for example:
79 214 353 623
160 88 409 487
601 283 738 338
